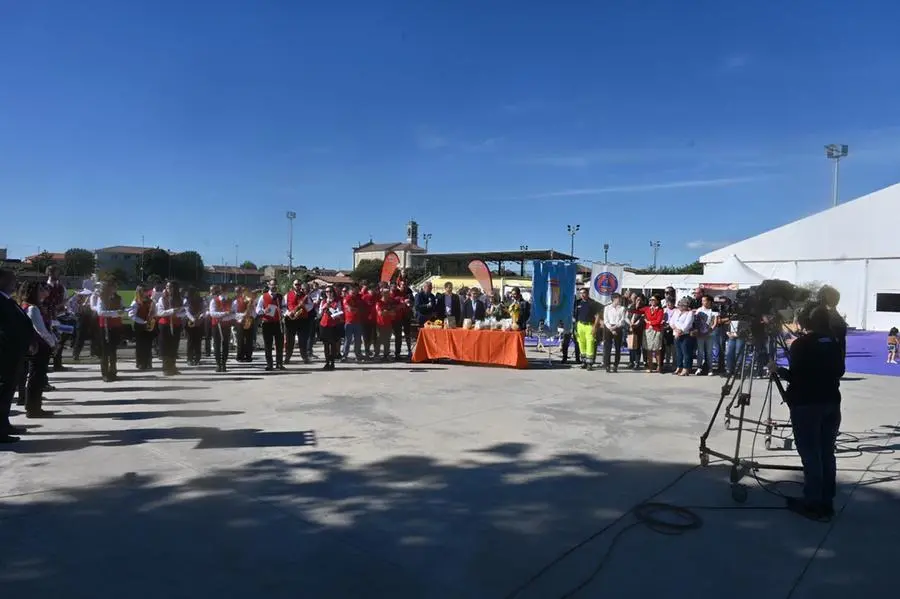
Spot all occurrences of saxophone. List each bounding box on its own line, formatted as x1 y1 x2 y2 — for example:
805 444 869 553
145 295 157 332
242 292 255 330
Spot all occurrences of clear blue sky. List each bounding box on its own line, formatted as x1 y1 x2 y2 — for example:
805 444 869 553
2 1 899 270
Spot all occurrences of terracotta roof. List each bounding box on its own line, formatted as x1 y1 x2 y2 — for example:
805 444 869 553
207 265 263 276
354 241 426 252
312 275 354 285
24 252 65 262
96 245 147 254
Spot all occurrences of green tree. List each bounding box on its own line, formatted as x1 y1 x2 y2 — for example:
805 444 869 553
64 248 96 277
350 259 383 284
97 268 130 285
240 260 258 270
31 251 57 274
172 251 205 283
139 248 171 281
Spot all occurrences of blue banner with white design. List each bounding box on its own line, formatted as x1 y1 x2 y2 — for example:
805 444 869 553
529 260 577 332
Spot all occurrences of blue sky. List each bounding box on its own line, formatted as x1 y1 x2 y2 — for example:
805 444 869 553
2 1 899 270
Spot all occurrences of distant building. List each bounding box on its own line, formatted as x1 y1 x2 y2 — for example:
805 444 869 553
24 251 65 265
206 265 265 287
262 265 292 280
94 245 147 278
0 248 6 261
310 274 354 288
352 220 427 269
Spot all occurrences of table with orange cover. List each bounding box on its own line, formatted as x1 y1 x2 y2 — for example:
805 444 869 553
412 328 528 369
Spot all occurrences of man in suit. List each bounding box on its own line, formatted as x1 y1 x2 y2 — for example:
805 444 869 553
462 287 487 323
0 269 34 443
436 282 462 328
414 281 438 327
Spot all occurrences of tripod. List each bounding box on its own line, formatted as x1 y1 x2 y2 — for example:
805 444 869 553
698 332 803 502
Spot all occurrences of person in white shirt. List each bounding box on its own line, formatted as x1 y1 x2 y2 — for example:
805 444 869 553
693 295 718 375
670 298 696 376
127 284 157 371
602 293 627 372
208 285 237 372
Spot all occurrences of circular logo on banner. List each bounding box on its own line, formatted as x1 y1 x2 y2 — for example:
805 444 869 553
593 272 619 295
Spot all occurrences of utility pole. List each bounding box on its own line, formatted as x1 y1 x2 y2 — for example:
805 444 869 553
519 244 529 276
235 244 239 270
650 240 661 271
423 233 432 252
825 144 848 207
140 235 145 282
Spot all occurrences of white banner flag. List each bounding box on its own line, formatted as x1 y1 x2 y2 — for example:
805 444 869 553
589 263 624 305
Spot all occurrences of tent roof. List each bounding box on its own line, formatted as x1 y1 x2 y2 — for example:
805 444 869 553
701 254 765 286
700 182 900 263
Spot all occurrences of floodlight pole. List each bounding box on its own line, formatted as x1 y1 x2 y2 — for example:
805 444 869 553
286 211 296 276
650 241 661 271
566 224 580 258
825 144 848 207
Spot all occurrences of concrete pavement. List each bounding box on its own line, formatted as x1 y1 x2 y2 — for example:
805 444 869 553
1 354 897 598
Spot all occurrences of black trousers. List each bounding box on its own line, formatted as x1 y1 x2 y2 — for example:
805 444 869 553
285 318 313 361
185 324 203 365
25 344 50 414
159 325 181 375
363 322 376 354
213 323 231 370
261 321 283 368
134 325 154 369
629 326 644 367
235 324 254 361
72 311 92 359
603 328 624 368
0 358 22 432
392 317 412 357
204 318 213 356
561 332 581 362
90 313 102 357
100 327 120 380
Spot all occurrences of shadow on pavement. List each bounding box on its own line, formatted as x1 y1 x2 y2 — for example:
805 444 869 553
1 442 898 599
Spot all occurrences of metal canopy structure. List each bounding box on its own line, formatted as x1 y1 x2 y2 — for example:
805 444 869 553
420 249 577 277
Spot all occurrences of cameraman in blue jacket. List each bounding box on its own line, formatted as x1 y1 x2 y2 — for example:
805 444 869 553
770 305 845 521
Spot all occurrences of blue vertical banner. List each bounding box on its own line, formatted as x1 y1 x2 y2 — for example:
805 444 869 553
529 260 577 332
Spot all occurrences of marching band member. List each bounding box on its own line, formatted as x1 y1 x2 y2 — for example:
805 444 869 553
375 288 397 361
318 286 343 370
284 279 305 364
232 287 254 362
96 279 127 382
19 281 56 418
68 281 94 361
156 281 186 376
45 266 67 371
128 285 157 370
89 280 103 359
255 279 285 371
361 283 378 359
208 285 236 372
184 287 206 366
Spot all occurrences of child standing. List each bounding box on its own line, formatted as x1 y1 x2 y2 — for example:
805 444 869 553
888 327 898 364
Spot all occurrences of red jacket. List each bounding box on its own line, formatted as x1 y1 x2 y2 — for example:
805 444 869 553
343 295 366 325
320 300 343 327
642 306 665 332
391 288 412 318
361 289 378 323
376 299 397 328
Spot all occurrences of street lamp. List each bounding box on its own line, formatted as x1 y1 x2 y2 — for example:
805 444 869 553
825 144 848 207
603 242 610 264
650 241 661 271
519 244 529 276
286 211 296 276
566 224 580 258
140 234 145 282
422 233 432 252
235 244 239 270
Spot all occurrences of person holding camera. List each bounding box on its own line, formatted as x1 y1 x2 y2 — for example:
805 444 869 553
770 305 844 521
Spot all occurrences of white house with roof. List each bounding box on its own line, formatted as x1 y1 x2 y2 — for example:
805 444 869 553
700 182 900 330
352 220 427 269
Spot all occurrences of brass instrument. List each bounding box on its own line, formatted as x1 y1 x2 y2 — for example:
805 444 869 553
285 291 307 320
144 295 157 332
241 291 256 330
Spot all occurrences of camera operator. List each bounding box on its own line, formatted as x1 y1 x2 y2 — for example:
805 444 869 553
768 305 844 521
817 285 847 359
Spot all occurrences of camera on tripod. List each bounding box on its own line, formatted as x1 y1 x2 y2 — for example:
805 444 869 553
721 279 812 340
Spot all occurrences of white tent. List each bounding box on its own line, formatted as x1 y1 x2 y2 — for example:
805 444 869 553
699 182 900 330
701 254 765 288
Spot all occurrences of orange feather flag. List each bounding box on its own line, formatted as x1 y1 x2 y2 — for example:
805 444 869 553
380 252 401 283
468 260 493 295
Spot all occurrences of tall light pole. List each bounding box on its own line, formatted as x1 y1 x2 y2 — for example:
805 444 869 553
519 244 529 276
234 244 239 270
566 224 580 258
286 211 296 276
650 240 661 271
422 233 432 252
603 242 610 264
140 234 145 282
825 144 848 207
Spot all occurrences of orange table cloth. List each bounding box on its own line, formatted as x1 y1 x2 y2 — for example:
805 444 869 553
412 328 528 369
